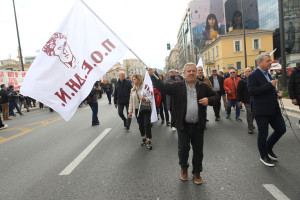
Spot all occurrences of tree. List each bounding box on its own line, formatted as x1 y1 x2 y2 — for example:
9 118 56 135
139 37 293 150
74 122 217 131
111 78 117 84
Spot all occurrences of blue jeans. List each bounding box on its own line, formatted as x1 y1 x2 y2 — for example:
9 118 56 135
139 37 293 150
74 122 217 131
226 99 240 118
9 100 22 115
88 102 99 125
255 114 286 157
177 125 204 174
106 92 112 103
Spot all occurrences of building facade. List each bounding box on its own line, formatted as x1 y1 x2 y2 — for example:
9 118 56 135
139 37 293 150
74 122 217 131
164 45 180 72
202 29 274 75
123 59 145 78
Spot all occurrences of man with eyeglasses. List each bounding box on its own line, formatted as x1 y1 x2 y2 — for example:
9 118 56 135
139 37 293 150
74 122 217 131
223 69 242 121
209 68 225 121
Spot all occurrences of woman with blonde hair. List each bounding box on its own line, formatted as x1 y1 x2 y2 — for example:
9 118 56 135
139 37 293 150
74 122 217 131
128 74 153 150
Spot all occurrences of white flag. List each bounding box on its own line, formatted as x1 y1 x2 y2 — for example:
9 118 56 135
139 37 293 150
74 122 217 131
20 0 128 121
197 57 205 76
141 71 158 123
270 48 277 56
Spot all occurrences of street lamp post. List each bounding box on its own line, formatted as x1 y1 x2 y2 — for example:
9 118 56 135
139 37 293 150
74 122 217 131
278 0 287 89
241 0 248 68
12 0 24 71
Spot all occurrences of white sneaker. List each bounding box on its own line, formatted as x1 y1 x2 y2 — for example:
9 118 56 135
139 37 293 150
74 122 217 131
296 122 300 129
0 124 8 130
171 127 177 131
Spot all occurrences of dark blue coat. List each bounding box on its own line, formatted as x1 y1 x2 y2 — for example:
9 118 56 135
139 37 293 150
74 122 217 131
247 68 280 115
113 79 132 105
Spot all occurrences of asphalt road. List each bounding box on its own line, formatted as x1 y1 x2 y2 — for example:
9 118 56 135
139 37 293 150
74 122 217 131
0 96 300 200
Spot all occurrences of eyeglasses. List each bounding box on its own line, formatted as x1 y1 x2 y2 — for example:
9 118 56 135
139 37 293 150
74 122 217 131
230 72 236 74
212 70 217 72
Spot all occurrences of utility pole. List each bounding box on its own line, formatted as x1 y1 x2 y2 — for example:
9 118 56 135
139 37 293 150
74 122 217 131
12 0 24 71
241 0 247 68
278 0 287 89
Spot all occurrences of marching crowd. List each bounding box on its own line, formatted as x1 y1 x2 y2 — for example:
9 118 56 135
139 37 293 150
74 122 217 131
105 53 300 185
1 53 300 185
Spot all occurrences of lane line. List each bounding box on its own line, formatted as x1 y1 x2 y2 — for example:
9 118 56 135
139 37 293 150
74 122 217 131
0 117 62 144
59 128 112 176
263 184 291 200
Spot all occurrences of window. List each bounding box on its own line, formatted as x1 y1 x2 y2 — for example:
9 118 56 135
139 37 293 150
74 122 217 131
217 65 220 70
236 61 242 70
234 40 242 52
212 48 215 60
252 38 261 50
216 46 219 57
208 51 210 62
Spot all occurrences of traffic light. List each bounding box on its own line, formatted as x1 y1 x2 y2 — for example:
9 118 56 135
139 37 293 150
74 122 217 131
167 43 171 50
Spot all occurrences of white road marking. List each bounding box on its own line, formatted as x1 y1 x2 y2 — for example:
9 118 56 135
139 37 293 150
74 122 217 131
263 184 291 200
59 128 112 175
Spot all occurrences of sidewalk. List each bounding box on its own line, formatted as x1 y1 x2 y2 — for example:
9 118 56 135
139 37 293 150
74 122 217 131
281 98 300 117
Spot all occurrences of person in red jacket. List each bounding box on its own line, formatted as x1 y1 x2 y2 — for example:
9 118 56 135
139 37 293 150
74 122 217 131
223 69 242 121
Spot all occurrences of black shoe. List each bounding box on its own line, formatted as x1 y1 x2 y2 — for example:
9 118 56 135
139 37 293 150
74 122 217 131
20 113 24 116
268 150 278 161
123 120 127 128
206 119 209 122
141 138 147 146
27 110 30 112
260 156 275 167
147 141 152 150
166 121 171 126
126 126 130 131
161 120 164 124
215 117 220 121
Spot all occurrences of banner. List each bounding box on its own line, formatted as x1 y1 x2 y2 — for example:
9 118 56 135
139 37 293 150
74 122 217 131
141 71 158 123
20 0 129 121
0 71 26 90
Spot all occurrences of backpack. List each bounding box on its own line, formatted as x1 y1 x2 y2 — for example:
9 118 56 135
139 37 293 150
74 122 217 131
153 88 161 107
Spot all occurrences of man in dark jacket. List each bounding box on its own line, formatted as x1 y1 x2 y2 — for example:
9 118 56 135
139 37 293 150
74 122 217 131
248 54 286 167
114 71 132 128
105 82 113 104
209 68 225 121
237 68 254 134
0 84 11 120
288 62 300 128
7 85 23 116
87 82 102 126
149 63 217 185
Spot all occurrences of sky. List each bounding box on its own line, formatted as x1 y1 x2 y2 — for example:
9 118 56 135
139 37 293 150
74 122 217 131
0 0 192 70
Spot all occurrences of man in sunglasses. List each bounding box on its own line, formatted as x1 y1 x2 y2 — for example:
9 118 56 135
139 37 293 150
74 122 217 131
223 69 242 121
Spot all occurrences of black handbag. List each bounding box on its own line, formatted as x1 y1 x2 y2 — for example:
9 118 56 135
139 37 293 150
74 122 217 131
136 90 151 112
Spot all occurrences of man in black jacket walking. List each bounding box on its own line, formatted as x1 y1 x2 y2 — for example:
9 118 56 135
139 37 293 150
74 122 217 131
237 68 254 134
209 68 225 121
87 82 102 126
0 84 11 120
288 62 300 128
149 63 217 185
114 71 132 129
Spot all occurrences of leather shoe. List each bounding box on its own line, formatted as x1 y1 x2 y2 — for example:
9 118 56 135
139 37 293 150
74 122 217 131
193 174 203 185
180 169 188 181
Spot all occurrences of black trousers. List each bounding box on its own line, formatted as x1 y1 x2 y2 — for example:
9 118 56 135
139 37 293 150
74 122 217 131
118 103 129 122
213 91 221 118
177 124 204 174
135 109 152 139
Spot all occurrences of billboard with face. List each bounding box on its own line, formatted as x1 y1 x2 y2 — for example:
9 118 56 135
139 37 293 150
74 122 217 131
190 0 225 51
225 0 259 31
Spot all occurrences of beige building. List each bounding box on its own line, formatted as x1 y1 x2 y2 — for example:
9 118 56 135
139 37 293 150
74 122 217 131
105 62 125 82
202 29 274 75
123 59 145 77
164 45 180 73
0 59 30 71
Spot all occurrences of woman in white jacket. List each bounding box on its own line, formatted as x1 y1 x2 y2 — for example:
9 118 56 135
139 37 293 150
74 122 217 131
128 74 152 150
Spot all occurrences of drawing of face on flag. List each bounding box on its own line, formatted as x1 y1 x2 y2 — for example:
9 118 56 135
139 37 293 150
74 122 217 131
43 32 77 69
